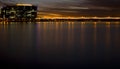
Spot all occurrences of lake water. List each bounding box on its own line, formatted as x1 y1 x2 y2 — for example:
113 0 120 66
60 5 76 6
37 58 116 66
0 21 120 68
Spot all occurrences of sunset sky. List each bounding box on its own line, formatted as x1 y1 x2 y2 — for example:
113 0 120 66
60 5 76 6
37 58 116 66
1 0 120 17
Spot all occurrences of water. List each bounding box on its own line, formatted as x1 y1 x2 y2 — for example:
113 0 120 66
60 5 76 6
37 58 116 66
0 21 120 68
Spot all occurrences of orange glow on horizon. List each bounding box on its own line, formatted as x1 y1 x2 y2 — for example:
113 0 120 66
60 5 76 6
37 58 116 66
37 14 120 19
37 12 120 19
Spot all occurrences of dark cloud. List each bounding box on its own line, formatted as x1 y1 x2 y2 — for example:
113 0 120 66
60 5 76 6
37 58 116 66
38 0 120 17
87 0 120 8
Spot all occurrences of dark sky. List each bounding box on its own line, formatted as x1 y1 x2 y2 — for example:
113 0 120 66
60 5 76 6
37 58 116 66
1 0 120 17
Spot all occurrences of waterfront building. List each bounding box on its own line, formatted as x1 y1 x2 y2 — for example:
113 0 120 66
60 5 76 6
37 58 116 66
0 4 37 19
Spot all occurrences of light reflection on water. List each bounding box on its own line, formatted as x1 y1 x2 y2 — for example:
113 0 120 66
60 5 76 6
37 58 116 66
0 21 120 68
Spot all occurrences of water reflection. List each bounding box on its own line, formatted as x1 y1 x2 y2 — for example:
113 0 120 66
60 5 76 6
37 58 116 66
0 21 120 68
105 22 111 48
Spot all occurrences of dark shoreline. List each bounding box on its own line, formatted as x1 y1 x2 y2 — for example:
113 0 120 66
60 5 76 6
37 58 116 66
1 19 120 22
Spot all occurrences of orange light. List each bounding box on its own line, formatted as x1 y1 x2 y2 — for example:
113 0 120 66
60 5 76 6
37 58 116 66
16 4 32 6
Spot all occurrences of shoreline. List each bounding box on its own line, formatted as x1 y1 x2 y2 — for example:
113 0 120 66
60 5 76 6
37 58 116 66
0 19 120 22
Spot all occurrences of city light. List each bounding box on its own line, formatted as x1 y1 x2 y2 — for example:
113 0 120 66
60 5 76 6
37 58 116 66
16 4 32 6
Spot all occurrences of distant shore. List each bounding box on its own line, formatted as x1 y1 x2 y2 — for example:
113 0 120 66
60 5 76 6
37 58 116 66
0 18 120 22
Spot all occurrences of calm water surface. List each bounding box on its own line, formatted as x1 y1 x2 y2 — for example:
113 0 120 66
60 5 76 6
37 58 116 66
0 21 120 68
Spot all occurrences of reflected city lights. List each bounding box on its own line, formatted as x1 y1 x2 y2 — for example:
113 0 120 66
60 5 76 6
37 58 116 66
94 22 97 25
115 22 120 25
106 22 110 25
0 21 120 68
106 22 111 48
81 22 85 24
80 22 85 48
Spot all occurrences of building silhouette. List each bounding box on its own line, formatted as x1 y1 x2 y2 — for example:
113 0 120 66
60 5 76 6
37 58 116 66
0 4 37 19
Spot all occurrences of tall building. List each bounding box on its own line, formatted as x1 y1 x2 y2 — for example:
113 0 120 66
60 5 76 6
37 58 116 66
0 4 37 19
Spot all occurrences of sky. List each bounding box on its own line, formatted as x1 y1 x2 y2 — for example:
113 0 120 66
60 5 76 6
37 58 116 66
0 0 120 17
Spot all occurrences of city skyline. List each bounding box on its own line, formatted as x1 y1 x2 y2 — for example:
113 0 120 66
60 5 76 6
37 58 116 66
0 0 120 17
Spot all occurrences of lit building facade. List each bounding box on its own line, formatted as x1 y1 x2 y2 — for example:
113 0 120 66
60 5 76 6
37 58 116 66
0 4 37 19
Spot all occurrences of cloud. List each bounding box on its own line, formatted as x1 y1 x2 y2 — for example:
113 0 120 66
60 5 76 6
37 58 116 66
87 0 120 8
